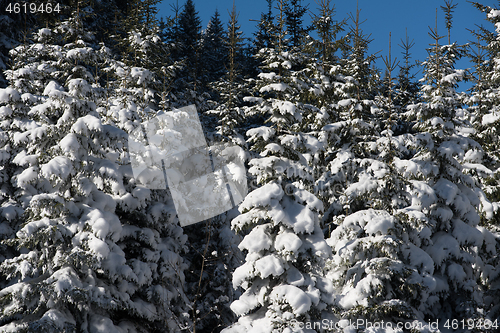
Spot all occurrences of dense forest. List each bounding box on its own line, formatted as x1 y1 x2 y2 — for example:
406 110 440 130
1 0 500 332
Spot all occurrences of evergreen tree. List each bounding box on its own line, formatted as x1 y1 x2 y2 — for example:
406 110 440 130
323 35 435 330
209 4 246 143
201 10 227 84
394 30 421 117
284 0 309 48
163 1 183 61
253 0 276 52
399 4 496 322
0 4 190 331
466 2 500 320
178 0 202 87
224 2 333 331
338 2 379 121
310 0 346 66
467 3 500 207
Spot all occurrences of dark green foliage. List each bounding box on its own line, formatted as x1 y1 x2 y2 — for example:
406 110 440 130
284 0 309 48
201 10 227 84
253 0 276 52
178 0 201 70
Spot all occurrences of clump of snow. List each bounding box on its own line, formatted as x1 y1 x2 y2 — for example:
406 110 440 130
261 143 283 156
488 9 500 18
39 309 75 330
71 115 103 135
43 81 66 98
247 126 275 142
0 88 20 102
276 100 296 116
259 83 289 93
344 173 378 198
270 285 311 315
255 254 284 278
425 232 460 265
40 156 73 179
15 166 38 186
12 150 38 166
68 78 90 97
59 133 80 155
275 229 302 253
258 72 278 80
338 274 381 309
451 219 482 246
338 99 353 107
364 214 395 236
0 106 12 117
403 243 434 275
130 67 152 85
239 183 283 213
243 96 264 104
239 225 272 253
482 113 500 126
280 195 316 234
433 178 458 205
409 180 437 208
88 235 110 258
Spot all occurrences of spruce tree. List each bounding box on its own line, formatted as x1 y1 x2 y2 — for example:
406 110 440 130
253 0 277 52
224 1 333 331
466 1 500 321
208 4 246 143
394 30 421 118
178 0 202 88
338 1 379 121
201 10 227 84
0 3 190 331
323 34 435 330
284 0 309 48
399 3 496 322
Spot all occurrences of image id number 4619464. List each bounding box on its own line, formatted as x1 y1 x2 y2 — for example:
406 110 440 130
5 2 61 14
444 318 498 330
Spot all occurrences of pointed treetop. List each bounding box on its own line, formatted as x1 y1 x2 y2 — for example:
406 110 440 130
441 0 458 44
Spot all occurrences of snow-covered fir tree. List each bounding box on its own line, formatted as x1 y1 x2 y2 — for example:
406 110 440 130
201 10 227 84
0 3 190 332
323 38 436 330
208 4 247 145
397 6 498 323
464 1 500 321
466 3 500 217
224 1 333 332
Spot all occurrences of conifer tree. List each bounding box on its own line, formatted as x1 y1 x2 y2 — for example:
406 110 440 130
337 1 379 121
178 0 202 87
311 0 346 67
224 1 333 331
0 3 190 331
398 3 496 322
323 35 435 330
466 2 500 320
284 0 309 48
163 1 183 61
201 10 227 84
467 3 500 210
253 0 277 52
209 4 246 144
394 30 421 117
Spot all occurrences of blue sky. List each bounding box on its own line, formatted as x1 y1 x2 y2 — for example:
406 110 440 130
157 0 498 83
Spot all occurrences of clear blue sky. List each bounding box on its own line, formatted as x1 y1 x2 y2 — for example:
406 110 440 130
157 0 498 81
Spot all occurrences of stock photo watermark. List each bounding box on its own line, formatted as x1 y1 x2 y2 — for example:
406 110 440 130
128 105 248 226
290 318 499 331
